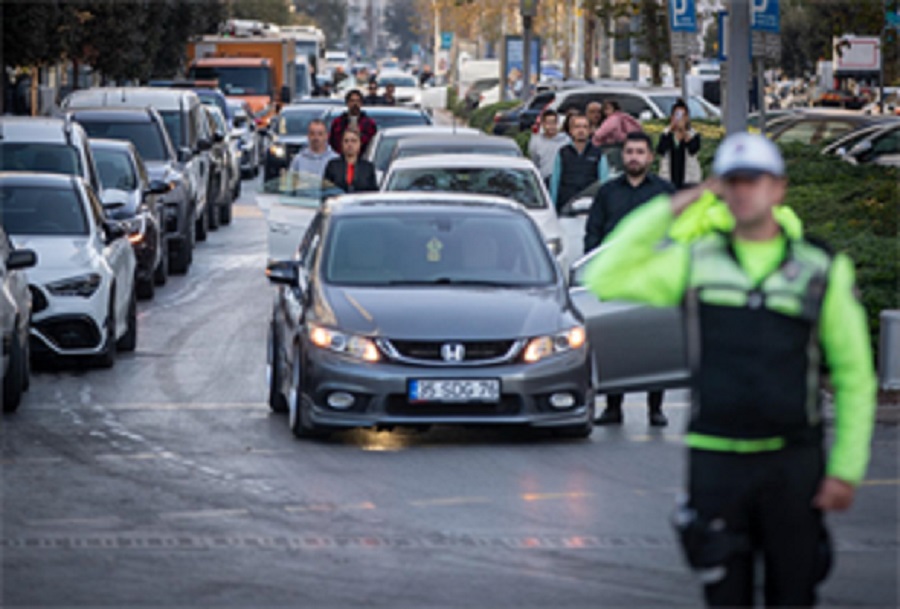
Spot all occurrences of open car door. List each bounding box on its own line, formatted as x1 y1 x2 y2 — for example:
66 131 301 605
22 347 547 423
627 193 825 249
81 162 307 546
567 248 691 394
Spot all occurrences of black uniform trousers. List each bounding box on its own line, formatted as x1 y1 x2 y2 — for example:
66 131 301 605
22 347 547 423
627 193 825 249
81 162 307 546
688 444 829 607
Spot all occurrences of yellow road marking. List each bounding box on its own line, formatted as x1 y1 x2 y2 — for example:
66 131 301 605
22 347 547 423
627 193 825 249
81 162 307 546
233 206 263 218
410 497 492 507
521 491 594 502
860 479 900 487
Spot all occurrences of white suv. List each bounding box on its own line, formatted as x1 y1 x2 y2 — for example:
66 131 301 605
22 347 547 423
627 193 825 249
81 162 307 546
0 172 137 367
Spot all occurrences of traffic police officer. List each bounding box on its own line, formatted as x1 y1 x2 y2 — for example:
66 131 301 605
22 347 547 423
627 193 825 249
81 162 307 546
584 132 876 607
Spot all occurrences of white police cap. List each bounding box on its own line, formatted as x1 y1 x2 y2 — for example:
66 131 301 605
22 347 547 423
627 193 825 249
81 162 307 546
713 132 785 178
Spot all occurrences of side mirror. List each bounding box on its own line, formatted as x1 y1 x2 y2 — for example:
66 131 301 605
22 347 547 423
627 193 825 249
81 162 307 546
197 138 213 152
6 249 37 271
560 197 593 217
639 110 654 121
213 132 225 143
177 147 193 163
103 221 127 243
145 179 171 196
266 260 299 286
281 85 291 103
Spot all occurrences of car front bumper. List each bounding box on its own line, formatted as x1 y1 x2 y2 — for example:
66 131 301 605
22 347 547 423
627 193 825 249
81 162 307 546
301 346 593 429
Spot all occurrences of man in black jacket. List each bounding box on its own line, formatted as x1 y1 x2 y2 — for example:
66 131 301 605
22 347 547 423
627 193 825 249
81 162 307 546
584 130 675 427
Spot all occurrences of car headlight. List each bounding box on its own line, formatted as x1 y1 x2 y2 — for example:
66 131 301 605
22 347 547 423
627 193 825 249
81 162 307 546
269 143 286 159
522 326 586 364
307 323 380 362
124 214 148 244
546 237 564 257
46 273 102 298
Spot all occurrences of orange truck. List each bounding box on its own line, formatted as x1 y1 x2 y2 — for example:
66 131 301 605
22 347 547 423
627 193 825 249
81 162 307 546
186 36 296 128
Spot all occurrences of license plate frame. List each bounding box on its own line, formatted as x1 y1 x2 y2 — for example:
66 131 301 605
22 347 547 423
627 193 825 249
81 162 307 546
408 379 501 404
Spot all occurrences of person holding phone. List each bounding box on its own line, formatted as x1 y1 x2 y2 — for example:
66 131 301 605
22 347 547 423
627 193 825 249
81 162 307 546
656 99 702 189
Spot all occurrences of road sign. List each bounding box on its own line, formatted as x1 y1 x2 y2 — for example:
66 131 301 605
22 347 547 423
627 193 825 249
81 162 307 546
440 32 453 51
888 6 900 28
670 31 700 57
751 0 780 33
669 0 698 33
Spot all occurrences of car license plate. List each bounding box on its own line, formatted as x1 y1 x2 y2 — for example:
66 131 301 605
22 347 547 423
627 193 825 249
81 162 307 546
409 379 501 403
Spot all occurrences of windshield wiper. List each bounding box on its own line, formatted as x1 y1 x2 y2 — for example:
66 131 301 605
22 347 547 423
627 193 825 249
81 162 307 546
385 278 532 288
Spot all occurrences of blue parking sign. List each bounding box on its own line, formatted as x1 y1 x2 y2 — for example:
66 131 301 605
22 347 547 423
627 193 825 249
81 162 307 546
751 0 780 33
669 0 698 33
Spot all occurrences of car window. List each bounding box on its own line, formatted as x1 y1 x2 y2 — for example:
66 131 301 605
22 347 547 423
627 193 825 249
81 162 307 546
617 94 652 118
0 184 88 236
373 135 401 171
377 75 418 88
93 148 138 191
386 167 547 209
159 110 184 149
395 145 520 161
858 127 900 162
649 95 711 119
559 93 590 113
78 120 168 161
278 110 325 135
369 113 431 129
324 213 555 287
528 92 554 110
0 143 83 176
773 121 821 145
820 121 856 144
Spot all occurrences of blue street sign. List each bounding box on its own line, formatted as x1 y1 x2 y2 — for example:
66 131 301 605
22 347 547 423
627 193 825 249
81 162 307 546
751 0 780 33
669 0 698 33
888 7 900 28
440 32 453 50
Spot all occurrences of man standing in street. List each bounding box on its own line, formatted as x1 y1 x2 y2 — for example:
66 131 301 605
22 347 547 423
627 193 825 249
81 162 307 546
528 109 569 187
585 132 876 607
549 114 608 211
329 89 377 156
289 119 338 181
585 131 675 427
362 80 383 106
382 83 397 106
585 101 604 132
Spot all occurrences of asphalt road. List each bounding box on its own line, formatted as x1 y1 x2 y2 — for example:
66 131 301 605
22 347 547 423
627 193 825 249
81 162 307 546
1 178 897 608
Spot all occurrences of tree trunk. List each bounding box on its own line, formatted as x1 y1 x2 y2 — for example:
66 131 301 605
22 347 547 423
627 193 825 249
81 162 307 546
583 14 595 80
30 67 39 116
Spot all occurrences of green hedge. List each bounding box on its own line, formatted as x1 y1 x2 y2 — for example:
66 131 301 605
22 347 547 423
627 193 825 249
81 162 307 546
492 124 898 347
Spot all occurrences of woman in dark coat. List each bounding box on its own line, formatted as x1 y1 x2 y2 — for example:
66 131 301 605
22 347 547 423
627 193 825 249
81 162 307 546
323 126 378 193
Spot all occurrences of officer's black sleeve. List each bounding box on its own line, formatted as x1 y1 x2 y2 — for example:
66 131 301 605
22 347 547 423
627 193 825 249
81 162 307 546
583 186 607 254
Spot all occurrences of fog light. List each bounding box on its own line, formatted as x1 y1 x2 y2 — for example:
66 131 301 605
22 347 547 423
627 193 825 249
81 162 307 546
327 392 355 410
549 393 576 409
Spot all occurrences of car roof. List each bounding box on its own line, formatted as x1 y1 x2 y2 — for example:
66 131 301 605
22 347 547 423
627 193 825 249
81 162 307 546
280 104 333 114
66 107 156 122
0 171 82 188
0 116 80 143
88 138 136 152
388 153 537 171
335 106 426 117
324 191 521 215
64 87 200 111
378 126 482 137
394 134 518 149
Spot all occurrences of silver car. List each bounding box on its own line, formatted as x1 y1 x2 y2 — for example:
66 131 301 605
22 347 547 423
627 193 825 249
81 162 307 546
1 226 37 412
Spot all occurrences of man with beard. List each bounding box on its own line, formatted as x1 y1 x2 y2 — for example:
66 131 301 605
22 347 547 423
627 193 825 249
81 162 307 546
584 130 675 427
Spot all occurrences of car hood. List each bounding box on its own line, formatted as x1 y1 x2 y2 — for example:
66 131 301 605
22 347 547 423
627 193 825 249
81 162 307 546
317 284 571 340
9 236 98 275
100 187 141 219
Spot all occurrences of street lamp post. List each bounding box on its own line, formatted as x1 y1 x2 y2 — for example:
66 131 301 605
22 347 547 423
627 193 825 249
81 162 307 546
521 0 539 99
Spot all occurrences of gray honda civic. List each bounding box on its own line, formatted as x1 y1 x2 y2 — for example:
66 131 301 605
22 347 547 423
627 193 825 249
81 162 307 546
266 193 594 439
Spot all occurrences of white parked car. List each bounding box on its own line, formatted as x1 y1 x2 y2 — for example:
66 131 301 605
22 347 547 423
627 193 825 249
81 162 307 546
381 154 569 270
0 173 137 367
364 125 483 185
1 225 36 412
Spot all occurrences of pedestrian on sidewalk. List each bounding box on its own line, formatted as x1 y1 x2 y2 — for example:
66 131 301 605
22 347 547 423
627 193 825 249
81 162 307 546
584 132 876 607
585 131 675 427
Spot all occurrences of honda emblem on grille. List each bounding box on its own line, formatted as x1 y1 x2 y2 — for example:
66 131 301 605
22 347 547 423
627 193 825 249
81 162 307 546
441 343 466 362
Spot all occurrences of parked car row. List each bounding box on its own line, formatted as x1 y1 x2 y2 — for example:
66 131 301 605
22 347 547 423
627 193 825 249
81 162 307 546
1 86 266 395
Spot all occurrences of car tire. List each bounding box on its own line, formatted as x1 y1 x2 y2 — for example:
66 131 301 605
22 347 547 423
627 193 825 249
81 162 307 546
154 240 169 286
289 356 328 439
219 202 232 226
267 323 288 413
116 289 137 352
208 185 220 231
169 237 190 275
136 274 155 300
3 325 27 413
196 202 208 242
232 177 241 201
94 294 117 369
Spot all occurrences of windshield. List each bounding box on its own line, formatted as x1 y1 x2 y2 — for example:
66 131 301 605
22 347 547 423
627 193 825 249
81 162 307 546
324 214 554 287
0 184 88 236
278 110 325 135
0 143 82 176
79 120 168 161
372 135 402 171
385 167 547 209
650 95 714 119
93 148 137 191
295 64 311 98
159 111 183 149
295 41 318 62
365 112 431 130
197 92 229 119
378 75 417 88
188 66 272 96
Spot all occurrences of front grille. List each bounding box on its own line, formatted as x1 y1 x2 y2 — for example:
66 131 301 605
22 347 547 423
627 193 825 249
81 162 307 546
29 285 48 314
386 395 522 417
35 317 101 349
386 340 517 363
